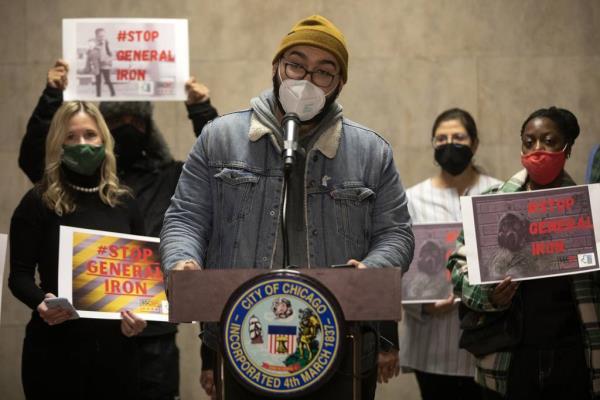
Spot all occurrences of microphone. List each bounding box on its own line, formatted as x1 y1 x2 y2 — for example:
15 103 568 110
282 113 300 171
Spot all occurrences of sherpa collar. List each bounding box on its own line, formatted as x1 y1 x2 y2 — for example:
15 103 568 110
248 113 343 159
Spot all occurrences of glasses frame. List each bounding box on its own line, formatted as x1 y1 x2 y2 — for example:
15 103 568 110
280 58 339 88
431 133 471 148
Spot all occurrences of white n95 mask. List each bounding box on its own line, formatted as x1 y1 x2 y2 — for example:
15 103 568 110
278 78 326 121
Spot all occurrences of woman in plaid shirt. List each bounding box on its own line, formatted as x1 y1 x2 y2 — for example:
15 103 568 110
449 107 598 399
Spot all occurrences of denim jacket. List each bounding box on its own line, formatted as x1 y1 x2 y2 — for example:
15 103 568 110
161 104 413 269
160 95 414 353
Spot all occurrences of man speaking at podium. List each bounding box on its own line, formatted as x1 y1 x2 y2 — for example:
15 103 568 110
160 15 414 399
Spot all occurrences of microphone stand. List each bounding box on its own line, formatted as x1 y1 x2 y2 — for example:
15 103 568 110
281 113 300 269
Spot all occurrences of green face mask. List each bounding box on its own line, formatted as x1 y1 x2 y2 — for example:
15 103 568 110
61 144 106 176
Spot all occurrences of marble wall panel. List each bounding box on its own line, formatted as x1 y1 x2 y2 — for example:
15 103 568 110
176 324 204 400
187 0 324 63
323 0 600 58
341 56 479 152
0 64 41 153
477 55 600 183
0 1 26 64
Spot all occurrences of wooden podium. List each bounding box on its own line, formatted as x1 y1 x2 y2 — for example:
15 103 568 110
168 268 402 399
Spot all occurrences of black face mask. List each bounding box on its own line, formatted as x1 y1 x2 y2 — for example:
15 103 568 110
434 143 474 176
112 124 146 170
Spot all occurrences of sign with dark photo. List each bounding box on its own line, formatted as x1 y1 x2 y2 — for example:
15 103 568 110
401 223 461 303
461 184 600 284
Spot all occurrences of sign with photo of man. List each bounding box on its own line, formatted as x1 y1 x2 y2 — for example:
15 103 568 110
461 184 600 284
62 18 189 101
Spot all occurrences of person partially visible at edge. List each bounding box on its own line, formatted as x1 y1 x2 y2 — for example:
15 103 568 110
17 59 219 400
9 101 147 399
448 107 598 399
399 109 503 400
585 144 600 184
159 15 414 400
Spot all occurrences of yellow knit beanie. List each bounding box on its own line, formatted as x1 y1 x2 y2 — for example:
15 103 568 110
273 15 348 82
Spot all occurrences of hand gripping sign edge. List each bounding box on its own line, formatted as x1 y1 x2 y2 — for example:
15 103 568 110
220 269 346 397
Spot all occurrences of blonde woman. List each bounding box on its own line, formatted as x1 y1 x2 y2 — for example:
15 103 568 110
9 101 146 399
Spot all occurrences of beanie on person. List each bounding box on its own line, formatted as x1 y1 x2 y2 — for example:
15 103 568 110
273 15 348 82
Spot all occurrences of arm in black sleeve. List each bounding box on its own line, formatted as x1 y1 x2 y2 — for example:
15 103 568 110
8 190 46 310
127 197 147 236
379 321 399 352
19 86 64 183
186 100 218 138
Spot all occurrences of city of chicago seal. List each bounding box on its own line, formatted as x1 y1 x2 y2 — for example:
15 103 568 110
221 270 344 397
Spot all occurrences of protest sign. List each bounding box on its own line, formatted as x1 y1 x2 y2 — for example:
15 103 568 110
58 226 168 321
63 18 189 101
461 184 600 284
402 223 461 303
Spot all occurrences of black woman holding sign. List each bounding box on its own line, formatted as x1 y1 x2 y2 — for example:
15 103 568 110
449 107 598 399
8 101 147 399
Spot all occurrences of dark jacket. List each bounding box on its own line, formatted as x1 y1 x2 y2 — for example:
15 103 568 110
18 86 218 336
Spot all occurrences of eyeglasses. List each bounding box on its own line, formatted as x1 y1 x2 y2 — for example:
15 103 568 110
432 133 471 147
281 58 338 88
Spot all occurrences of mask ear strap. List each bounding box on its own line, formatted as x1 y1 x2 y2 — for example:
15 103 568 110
323 82 339 97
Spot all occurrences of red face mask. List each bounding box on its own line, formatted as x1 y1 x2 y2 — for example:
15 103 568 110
520 148 566 186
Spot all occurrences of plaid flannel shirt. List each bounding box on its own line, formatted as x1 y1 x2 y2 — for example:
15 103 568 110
448 169 600 397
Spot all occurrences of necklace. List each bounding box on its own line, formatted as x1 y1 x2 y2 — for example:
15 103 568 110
67 183 100 193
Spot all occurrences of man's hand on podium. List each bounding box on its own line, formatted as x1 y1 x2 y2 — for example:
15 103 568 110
346 259 367 269
377 350 400 384
172 259 202 271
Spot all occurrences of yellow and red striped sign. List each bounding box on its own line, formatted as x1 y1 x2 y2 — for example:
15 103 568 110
70 230 167 319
